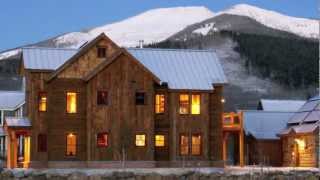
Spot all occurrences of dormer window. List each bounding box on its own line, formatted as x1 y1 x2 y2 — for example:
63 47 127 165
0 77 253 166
97 47 107 58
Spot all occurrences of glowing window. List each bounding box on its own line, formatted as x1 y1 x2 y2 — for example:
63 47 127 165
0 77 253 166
179 94 189 114
155 94 165 114
191 134 201 155
155 135 165 147
66 133 76 156
97 133 108 147
180 135 189 155
38 92 47 112
191 95 200 114
135 134 146 147
67 92 77 113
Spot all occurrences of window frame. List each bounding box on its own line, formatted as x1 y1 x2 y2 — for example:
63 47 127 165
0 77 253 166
135 92 146 105
66 133 77 157
155 94 165 114
37 134 47 152
96 132 109 148
66 92 77 114
179 133 189 156
97 91 109 106
191 94 201 115
135 133 147 147
97 46 107 58
179 94 190 115
155 134 166 148
38 92 47 112
191 133 202 156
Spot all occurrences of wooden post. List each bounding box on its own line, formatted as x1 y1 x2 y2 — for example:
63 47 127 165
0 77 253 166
223 132 229 166
239 111 244 167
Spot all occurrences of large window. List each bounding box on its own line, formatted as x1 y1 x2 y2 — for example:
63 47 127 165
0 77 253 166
38 134 47 152
179 94 189 114
155 135 165 147
135 134 146 147
66 133 76 156
180 135 189 155
135 92 146 105
155 94 165 114
97 133 108 147
66 92 77 113
191 95 200 115
191 134 201 155
97 91 108 105
38 92 47 112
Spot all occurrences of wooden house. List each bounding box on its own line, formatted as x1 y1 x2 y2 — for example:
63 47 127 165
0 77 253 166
279 96 320 167
5 33 228 168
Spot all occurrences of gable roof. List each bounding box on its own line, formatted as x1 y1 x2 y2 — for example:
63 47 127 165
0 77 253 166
259 99 306 112
22 47 78 71
0 91 25 110
242 110 294 140
127 48 227 90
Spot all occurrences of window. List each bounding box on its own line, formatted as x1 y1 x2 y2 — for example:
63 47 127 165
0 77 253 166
66 92 77 113
179 94 189 114
97 133 108 147
97 91 108 105
38 92 47 112
180 135 189 155
155 94 165 114
38 134 47 152
97 47 106 58
191 134 201 155
135 134 146 147
66 133 76 156
191 94 200 114
155 135 165 147
135 92 145 105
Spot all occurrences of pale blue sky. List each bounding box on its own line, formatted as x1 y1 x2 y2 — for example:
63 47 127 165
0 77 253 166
0 0 317 51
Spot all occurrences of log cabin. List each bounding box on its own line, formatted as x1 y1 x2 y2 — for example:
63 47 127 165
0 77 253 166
4 33 228 168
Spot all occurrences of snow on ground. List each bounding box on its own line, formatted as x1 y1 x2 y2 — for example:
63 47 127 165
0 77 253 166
216 4 319 39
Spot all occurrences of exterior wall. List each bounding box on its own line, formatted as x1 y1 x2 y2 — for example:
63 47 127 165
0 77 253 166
282 133 317 167
86 53 155 162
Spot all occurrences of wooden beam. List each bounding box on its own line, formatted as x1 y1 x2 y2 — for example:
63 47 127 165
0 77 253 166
239 111 244 167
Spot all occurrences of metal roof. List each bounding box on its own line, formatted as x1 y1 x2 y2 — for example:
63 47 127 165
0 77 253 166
22 47 78 70
5 117 31 127
242 110 294 140
0 91 25 110
279 123 319 136
127 48 227 90
259 99 305 112
287 96 320 124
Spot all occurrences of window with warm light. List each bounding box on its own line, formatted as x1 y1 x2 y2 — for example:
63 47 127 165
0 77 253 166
97 133 108 147
180 135 189 155
191 134 201 155
66 133 76 156
97 91 108 105
66 92 77 113
155 135 165 147
191 94 200 114
135 134 146 147
179 94 189 114
38 92 47 112
155 94 165 114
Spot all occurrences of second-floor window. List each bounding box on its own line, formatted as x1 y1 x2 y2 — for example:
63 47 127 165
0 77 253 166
179 94 189 114
155 94 165 114
38 92 47 112
66 92 77 113
191 95 200 115
136 92 145 105
97 91 108 105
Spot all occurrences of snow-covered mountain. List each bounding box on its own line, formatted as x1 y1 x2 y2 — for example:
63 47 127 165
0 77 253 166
0 4 318 60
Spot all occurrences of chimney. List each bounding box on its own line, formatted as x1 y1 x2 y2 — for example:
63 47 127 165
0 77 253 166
139 40 144 48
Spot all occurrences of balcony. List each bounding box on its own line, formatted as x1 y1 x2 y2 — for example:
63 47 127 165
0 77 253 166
223 112 242 130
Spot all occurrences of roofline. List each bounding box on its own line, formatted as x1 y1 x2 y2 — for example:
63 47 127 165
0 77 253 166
126 47 217 53
238 110 298 113
22 47 78 51
0 101 25 111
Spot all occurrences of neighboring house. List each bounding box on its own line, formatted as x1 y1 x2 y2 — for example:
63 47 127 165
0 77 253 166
5 33 227 168
0 91 25 161
279 96 320 167
257 99 306 112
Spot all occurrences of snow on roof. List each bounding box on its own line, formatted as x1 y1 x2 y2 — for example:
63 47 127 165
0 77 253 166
243 110 294 140
23 47 78 70
287 96 320 124
5 117 31 127
0 91 25 110
259 99 305 112
22 46 228 90
279 123 319 136
127 48 227 90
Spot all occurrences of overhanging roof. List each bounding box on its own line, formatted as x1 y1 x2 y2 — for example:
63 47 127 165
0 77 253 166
5 117 31 128
0 91 25 110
